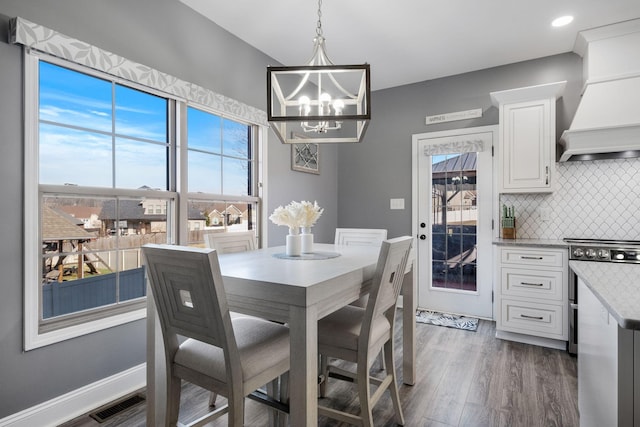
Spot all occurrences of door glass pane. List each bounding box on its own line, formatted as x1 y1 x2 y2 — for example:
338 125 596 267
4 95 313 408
432 152 478 291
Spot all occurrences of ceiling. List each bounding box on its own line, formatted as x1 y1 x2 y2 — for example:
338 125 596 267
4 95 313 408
179 0 640 91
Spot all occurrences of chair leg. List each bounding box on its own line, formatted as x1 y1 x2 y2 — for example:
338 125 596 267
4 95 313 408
227 394 245 427
384 341 405 426
208 391 218 407
378 348 386 371
357 362 374 427
166 374 182 426
267 378 279 426
278 372 290 427
319 354 329 397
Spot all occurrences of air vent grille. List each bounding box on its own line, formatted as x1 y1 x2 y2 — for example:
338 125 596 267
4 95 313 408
89 393 145 423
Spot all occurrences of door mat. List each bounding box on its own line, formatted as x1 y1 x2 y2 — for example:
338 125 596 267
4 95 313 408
416 310 478 332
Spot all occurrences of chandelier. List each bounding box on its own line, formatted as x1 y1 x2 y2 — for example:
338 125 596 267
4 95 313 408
267 0 371 144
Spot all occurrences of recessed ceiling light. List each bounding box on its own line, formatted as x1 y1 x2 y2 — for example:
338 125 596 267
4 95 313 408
552 15 574 27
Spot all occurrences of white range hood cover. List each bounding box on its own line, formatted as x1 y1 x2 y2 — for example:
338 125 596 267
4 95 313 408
559 19 640 161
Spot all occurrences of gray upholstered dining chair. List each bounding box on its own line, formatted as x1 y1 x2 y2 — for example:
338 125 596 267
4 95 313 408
204 230 257 254
334 228 387 308
318 236 413 426
334 228 389 370
142 244 289 427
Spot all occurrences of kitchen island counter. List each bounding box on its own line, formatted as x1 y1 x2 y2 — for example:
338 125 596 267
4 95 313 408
570 260 640 330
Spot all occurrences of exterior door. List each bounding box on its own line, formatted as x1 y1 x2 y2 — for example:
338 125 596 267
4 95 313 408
412 126 496 319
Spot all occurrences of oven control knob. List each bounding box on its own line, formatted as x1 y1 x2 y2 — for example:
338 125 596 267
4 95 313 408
572 248 584 258
585 248 597 258
597 249 609 259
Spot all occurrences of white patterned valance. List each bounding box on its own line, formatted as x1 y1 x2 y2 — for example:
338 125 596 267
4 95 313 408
423 139 485 156
9 17 268 126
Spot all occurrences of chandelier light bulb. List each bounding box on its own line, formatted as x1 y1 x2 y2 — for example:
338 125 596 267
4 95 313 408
333 99 345 115
319 93 331 115
299 96 311 116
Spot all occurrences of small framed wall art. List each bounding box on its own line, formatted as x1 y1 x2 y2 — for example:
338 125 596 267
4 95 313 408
291 142 320 174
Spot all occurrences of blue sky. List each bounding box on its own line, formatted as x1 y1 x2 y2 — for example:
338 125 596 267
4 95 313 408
39 61 251 195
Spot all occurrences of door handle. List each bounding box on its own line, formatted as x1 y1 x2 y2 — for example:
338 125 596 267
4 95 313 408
419 234 426 240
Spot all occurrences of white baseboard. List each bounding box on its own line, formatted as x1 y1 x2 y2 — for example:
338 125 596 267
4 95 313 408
0 363 146 427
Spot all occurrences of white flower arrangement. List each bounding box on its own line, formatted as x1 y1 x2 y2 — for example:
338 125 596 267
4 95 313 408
269 200 324 233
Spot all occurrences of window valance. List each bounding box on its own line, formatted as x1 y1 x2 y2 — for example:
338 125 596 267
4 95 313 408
9 17 268 126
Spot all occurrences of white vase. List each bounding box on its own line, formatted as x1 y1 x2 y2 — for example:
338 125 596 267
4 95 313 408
300 226 314 253
286 233 302 256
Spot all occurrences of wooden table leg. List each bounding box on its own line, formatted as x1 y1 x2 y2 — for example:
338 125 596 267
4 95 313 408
288 305 318 426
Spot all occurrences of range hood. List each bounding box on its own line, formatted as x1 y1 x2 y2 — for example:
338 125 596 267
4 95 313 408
559 19 640 162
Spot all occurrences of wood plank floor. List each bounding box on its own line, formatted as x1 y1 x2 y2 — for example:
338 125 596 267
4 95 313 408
59 311 578 427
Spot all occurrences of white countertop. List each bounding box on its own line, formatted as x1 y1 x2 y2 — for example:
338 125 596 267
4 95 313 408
493 238 568 248
570 261 640 330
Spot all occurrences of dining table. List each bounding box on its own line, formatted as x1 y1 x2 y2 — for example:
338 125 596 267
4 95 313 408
146 242 416 426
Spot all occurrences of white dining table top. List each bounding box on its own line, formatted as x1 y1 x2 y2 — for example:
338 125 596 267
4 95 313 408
217 243 380 310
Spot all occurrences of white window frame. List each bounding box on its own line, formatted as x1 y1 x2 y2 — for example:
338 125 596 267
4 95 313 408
23 50 268 350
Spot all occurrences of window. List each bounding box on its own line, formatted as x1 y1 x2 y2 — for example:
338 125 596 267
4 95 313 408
186 107 258 247
25 53 262 349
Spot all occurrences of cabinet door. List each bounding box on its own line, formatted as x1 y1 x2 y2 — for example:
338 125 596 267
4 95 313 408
499 99 553 192
578 278 618 427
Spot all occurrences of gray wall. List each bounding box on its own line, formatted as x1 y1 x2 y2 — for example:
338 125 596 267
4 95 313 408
337 53 583 238
0 0 585 420
0 0 338 418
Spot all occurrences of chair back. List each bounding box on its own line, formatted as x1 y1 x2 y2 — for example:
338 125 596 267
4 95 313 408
142 244 236 354
204 231 257 254
334 228 387 246
365 236 413 326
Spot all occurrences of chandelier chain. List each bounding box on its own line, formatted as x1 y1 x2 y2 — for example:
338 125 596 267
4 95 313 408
316 0 323 37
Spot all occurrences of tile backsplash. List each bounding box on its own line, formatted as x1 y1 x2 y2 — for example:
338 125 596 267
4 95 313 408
500 158 640 240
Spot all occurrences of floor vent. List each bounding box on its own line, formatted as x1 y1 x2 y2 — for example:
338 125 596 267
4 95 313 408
89 393 145 423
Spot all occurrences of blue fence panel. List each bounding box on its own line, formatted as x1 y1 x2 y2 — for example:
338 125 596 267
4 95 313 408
120 267 146 301
42 267 145 319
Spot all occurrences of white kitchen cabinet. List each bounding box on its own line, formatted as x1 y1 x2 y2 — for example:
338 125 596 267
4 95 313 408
495 245 568 349
490 81 566 193
578 278 637 427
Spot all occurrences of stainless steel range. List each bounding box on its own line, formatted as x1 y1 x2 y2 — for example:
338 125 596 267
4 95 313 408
566 238 640 263
564 238 640 355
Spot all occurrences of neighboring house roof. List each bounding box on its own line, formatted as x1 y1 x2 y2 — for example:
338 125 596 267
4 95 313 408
100 199 206 221
42 206 95 241
57 205 101 219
